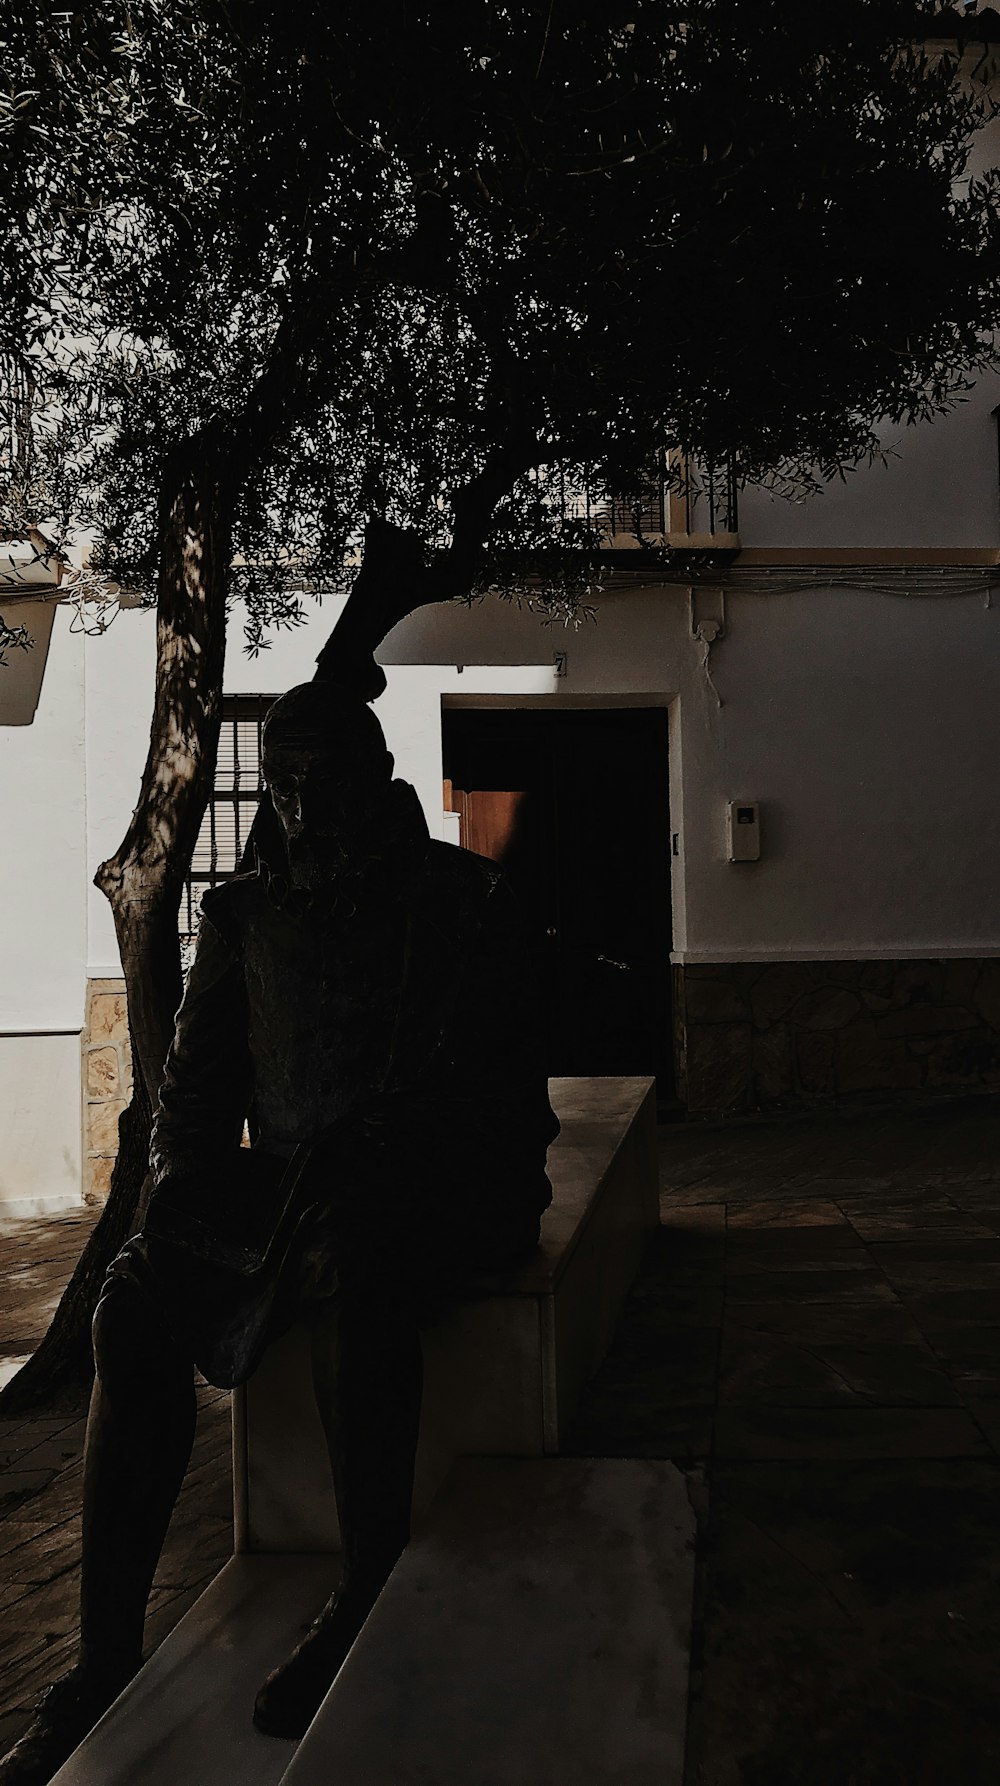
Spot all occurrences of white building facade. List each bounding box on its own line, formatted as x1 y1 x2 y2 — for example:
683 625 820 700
4 372 1000 1217
4 15 1000 1217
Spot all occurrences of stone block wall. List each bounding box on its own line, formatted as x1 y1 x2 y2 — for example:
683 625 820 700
674 958 1000 1119
82 978 132 1205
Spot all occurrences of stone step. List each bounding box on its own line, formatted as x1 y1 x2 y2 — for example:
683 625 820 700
46 1460 694 1786
285 1457 695 1786
48 1554 338 1786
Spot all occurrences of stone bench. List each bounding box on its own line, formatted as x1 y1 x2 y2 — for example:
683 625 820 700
235 1075 658 1550
51 1458 695 1786
50 1075 660 1786
282 1457 695 1786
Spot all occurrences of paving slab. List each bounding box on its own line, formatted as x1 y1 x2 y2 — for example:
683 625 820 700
926 1326 1000 1374
718 1333 962 1409
726 1268 899 1305
713 1405 992 1461
689 1458 1000 1786
658 1202 727 1235
902 1287 1000 1326
725 1248 873 1274
724 1301 932 1344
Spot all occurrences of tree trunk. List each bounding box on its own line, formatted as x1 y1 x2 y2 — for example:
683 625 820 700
0 430 234 1412
315 520 430 696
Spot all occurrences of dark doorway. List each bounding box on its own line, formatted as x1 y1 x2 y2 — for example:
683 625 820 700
442 706 673 1096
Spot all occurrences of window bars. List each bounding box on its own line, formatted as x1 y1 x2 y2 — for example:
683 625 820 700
179 693 276 965
532 452 738 543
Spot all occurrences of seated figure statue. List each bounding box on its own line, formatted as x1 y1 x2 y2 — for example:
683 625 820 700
1 682 559 1784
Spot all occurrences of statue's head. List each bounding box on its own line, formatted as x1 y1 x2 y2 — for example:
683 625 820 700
261 684 394 885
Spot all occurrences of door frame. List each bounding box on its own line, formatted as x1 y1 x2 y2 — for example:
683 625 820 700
440 689 683 955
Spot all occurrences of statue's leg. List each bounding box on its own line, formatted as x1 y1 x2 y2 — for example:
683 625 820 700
80 1270 198 1678
309 1279 424 1586
252 1280 423 1738
0 1272 197 1786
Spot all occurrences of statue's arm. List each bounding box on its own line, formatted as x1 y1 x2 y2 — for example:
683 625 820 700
355 873 559 1173
149 912 254 1190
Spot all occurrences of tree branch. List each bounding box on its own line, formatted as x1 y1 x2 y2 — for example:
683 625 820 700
314 430 538 692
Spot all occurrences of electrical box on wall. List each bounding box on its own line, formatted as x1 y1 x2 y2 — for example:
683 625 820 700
727 800 760 862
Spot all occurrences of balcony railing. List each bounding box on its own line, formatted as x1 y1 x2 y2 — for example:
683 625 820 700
660 451 740 549
536 452 739 553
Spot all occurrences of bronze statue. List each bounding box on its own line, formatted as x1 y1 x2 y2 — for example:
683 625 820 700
1 683 558 1783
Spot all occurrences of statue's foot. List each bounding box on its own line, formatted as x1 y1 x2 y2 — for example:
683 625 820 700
253 1579 383 1739
0 1662 138 1786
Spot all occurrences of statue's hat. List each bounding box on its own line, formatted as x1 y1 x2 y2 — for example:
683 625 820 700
262 684 392 779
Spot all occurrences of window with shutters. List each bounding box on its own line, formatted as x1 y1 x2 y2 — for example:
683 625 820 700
538 451 738 547
180 693 276 963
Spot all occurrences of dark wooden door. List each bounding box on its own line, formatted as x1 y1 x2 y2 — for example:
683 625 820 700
442 707 672 1094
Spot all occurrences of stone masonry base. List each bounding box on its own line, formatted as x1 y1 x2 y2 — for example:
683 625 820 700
81 961 1000 1186
674 958 1000 1119
82 978 132 1205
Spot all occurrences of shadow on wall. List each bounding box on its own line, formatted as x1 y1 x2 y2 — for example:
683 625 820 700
0 601 56 725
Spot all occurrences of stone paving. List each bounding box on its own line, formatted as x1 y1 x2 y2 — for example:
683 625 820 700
0 1208 233 1760
2 1098 1000 1780
571 1095 1000 1785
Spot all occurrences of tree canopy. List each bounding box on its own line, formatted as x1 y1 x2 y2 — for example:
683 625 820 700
2 1 999 641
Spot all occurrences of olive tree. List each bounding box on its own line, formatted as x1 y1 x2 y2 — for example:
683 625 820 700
1 0 997 1402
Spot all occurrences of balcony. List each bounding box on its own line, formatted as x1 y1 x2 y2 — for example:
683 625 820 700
544 452 740 557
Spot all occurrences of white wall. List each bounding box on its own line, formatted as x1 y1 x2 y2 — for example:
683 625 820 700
678 587 1000 958
0 606 87 1030
378 581 1000 963
221 592 348 695
738 370 1000 551
734 44 1000 555
79 433 1000 982
0 1034 83 1217
0 607 87 1212
85 606 158 977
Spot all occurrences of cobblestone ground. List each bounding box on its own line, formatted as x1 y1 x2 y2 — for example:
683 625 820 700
2 1097 1000 1780
0 1209 232 1759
